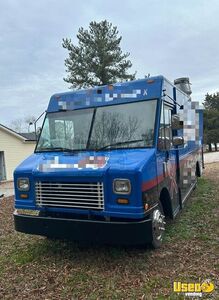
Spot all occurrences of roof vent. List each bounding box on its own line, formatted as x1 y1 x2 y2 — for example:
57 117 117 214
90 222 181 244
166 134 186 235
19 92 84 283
174 77 192 96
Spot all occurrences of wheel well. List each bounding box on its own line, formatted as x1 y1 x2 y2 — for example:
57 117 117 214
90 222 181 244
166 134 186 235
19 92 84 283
196 161 201 177
159 188 173 219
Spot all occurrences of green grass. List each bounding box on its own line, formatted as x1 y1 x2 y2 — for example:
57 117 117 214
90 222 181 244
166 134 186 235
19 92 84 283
165 177 217 243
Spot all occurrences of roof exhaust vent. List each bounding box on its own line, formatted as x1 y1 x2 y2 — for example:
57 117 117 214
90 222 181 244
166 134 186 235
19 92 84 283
174 77 192 97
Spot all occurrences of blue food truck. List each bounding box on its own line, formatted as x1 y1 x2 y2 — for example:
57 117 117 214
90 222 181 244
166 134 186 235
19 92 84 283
13 76 203 248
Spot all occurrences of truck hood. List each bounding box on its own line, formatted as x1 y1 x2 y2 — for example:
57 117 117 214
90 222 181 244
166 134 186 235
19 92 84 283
14 148 156 177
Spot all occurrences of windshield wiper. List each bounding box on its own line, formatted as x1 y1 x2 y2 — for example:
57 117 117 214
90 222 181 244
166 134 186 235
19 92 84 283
35 147 77 153
95 139 144 151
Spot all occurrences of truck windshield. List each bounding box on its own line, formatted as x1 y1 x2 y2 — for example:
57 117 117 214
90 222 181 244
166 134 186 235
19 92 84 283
35 100 157 152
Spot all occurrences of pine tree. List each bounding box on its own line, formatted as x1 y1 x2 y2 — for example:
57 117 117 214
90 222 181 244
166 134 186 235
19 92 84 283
203 92 219 110
62 20 135 89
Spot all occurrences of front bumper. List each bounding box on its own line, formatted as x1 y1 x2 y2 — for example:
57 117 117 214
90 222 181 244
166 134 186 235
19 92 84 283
14 211 152 245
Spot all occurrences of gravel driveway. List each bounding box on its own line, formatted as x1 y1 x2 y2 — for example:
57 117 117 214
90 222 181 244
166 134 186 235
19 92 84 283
204 151 219 164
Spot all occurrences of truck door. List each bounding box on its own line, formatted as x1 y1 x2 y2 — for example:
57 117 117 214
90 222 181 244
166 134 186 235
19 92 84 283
157 102 180 215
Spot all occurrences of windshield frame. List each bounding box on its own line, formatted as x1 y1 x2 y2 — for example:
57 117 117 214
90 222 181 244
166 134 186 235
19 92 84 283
35 99 158 153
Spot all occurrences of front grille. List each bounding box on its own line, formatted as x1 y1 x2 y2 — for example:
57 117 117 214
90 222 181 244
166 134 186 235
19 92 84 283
35 182 104 210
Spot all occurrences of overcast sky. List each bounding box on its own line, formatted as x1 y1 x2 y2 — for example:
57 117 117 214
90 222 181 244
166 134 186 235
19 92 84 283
1 0 219 128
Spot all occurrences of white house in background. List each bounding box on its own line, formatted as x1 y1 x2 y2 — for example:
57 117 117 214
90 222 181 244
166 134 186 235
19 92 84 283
0 124 36 181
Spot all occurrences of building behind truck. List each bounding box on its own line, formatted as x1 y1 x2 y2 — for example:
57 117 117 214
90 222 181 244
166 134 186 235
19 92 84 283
13 75 203 248
0 124 36 181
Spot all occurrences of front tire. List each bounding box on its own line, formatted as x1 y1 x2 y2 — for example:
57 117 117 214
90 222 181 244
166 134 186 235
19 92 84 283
150 202 166 248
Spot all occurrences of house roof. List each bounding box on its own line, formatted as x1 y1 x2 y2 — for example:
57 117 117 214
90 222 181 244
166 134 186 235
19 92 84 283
19 132 36 141
0 124 36 142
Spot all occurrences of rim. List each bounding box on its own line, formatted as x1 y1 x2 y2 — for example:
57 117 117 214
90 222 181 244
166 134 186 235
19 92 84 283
152 209 165 241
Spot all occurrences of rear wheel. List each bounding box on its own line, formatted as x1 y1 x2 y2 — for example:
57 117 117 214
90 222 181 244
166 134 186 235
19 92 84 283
150 202 166 248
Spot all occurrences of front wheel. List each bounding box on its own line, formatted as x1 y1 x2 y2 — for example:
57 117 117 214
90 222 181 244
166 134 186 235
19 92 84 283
150 202 166 248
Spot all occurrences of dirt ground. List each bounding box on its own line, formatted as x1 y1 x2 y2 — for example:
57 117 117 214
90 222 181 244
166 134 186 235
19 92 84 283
0 164 218 299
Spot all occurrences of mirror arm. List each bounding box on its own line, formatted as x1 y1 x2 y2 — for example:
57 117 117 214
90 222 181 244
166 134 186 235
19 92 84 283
34 111 46 140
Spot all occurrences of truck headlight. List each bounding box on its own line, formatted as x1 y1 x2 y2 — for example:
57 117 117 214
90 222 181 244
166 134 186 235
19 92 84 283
113 179 131 194
17 178 30 191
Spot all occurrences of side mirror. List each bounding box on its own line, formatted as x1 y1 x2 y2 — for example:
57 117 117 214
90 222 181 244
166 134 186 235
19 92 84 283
173 136 184 146
171 114 183 130
36 127 42 138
